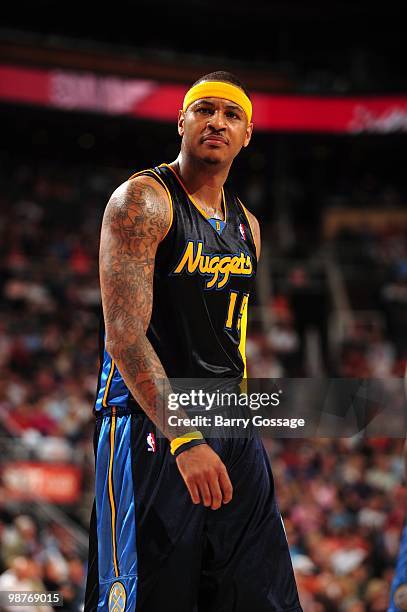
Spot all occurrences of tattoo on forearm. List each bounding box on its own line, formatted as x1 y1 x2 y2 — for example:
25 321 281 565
100 178 180 436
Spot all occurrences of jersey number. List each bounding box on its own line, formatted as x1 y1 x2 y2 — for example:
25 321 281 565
225 291 249 331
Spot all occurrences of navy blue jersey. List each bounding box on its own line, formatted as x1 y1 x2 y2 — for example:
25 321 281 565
94 163 257 412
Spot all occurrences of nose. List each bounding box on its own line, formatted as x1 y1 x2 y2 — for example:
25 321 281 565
207 110 226 130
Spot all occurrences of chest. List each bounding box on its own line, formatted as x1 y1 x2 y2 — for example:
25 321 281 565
158 196 256 293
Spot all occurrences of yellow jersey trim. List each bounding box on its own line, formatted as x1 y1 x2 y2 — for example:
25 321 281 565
128 168 150 181
149 169 174 241
237 197 257 259
164 163 227 224
238 298 249 379
102 359 115 408
108 406 119 578
128 167 173 242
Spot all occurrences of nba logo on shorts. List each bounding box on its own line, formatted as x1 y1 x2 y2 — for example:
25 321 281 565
147 432 156 452
239 223 246 241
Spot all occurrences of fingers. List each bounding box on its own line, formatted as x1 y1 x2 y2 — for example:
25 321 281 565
199 481 212 508
186 480 200 505
176 445 233 509
197 467 233 510
218 467 233 504
208 474 223 510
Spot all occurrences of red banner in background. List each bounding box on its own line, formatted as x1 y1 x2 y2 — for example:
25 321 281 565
1 462 82 504
1 64 406 133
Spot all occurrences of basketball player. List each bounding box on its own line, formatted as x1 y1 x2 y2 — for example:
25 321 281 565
85 71 302 611
389 518 407 611
388 368 407 612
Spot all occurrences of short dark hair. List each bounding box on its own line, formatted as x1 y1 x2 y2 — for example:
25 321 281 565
191 71 251 99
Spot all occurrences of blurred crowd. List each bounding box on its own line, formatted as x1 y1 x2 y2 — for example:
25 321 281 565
0 514 85 611
268 437 406 611
242 163 406 380
0 157 406 611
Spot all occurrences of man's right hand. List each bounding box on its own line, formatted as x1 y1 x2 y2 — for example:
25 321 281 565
175 443 233 510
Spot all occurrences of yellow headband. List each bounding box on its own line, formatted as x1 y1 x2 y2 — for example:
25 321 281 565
182 81 252 123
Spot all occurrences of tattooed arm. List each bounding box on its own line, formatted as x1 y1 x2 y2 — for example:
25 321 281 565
100 176 174 435
100 176 233 509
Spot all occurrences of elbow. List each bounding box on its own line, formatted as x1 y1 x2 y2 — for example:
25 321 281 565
105 322 146 363
105 338 117 362
105 333 122 362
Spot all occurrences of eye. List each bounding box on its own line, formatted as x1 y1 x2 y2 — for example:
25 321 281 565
196 107 212 115
226 111 240 120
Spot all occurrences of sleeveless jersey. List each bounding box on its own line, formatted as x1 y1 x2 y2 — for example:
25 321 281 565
94 163 257 412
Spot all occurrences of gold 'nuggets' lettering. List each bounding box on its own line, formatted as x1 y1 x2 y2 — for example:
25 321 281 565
173 241 253 289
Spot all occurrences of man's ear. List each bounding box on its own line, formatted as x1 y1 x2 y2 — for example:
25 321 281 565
178 110 185 137
243 122 253 148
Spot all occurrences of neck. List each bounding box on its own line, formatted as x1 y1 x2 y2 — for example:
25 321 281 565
171 153 231 212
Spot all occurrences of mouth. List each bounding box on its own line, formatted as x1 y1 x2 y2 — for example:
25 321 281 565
202 135 228 145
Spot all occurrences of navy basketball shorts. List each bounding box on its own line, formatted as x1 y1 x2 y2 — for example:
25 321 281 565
84 408 302 611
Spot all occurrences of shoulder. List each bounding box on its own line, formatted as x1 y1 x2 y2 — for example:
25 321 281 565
103 174 172 242
236 198 261 261
108 173 170 216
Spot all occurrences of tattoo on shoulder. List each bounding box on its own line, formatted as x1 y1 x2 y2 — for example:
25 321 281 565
101 178 169 331
104 178 170 258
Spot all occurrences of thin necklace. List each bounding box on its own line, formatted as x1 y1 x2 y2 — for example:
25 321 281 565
173 161 224 220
